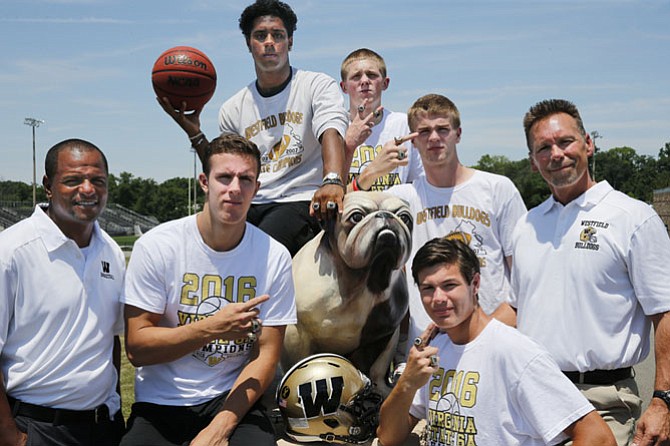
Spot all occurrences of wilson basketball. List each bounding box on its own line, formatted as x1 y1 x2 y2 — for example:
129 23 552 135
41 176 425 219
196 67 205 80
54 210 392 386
151 46 217 111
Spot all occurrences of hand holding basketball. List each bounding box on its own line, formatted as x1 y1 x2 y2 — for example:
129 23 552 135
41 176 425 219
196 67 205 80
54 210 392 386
151 46 217 112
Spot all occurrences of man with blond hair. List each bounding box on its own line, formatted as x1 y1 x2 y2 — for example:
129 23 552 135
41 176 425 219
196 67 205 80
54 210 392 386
340 48 423 192
388 94 526 350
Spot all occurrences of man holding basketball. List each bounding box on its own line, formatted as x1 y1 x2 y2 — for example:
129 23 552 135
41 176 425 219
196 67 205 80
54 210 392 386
160 0 348 257
121 133 295 446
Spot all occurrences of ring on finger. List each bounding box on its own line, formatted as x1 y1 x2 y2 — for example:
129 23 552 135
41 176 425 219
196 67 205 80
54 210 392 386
326 201 336 210
397 150 406 160
251 319 260 333
248 332 258 342
430 355 439 367
312 202 320 211
357 104 365 113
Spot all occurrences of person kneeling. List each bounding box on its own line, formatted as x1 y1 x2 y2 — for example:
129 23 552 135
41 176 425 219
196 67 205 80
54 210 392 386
376 237 615 446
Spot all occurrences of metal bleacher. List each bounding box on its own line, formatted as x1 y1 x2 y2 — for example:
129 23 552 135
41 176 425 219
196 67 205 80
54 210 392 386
0 202 159 236
99 203 159 236
0 204 33 231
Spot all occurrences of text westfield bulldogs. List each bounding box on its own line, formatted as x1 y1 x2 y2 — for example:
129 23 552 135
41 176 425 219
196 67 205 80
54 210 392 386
416 204 491 227
575 219 609 251
244 110 304 139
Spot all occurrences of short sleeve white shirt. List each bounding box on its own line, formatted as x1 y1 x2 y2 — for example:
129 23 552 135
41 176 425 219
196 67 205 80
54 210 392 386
347 109 423 190
410 320 594 445
219 68 348 204
0 206 125 412
123 216 296 405
510 181 670 371
389 172 526 342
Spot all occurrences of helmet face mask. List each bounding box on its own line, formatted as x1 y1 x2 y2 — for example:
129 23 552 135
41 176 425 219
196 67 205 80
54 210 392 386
276 353 383 444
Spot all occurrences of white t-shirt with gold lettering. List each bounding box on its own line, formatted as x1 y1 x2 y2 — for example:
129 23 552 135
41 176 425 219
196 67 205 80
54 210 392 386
410 319 593 445
389 171 526 342
347 109 423 191
219 67 348 204
123 216 296 405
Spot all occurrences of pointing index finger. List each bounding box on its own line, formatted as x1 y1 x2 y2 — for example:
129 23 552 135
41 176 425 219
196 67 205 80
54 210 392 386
241 294 270 312
396 132 419 146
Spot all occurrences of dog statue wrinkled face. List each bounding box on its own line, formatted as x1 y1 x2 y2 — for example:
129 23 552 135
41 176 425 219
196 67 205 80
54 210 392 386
331 192 413 293
335 192 413 269
283 191 413 396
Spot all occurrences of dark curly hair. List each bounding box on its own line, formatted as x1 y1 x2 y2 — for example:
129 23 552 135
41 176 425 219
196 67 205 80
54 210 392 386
239 0 298 42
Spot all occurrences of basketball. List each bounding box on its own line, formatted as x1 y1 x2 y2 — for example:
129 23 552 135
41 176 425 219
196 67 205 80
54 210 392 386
151 46 217 111
196 296 227 318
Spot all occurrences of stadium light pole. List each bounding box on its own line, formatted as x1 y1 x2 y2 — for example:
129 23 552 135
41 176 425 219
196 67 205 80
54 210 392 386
24 117 45 208
187 162 192 216
590 130 601 181
188 148 198 215
193 149 197 214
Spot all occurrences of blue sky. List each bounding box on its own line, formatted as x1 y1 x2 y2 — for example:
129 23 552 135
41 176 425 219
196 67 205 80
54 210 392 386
1 0 668 184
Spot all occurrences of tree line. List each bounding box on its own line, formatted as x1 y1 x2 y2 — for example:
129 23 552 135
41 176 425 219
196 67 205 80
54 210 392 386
2 142 669 222
0 173 198 223
474 142 670 208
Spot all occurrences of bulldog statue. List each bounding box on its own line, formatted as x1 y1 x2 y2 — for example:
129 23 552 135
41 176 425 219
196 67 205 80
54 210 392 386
283 191 413 395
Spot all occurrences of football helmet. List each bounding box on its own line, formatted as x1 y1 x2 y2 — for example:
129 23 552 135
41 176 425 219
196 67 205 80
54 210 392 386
276 353 383 444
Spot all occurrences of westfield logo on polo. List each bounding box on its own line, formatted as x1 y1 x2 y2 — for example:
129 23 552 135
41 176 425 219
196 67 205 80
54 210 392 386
100 260 114 280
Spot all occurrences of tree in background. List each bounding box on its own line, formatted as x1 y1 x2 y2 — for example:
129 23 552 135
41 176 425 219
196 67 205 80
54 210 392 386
107 173 199 222
3 142 669 220
474 154 549 208
0 181 45 203
475 142 670 207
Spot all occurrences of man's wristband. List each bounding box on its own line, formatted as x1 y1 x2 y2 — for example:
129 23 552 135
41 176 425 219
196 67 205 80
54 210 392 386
189 132 206 148
189 131 204 141
351 176 371 192
321 178 346 192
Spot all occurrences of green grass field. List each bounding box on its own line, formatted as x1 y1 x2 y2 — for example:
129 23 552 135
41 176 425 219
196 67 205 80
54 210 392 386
120 339 135 420
114 235 139 248
116 237 137 420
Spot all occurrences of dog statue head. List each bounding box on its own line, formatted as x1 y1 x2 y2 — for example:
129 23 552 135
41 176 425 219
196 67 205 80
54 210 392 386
327 191 413 293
